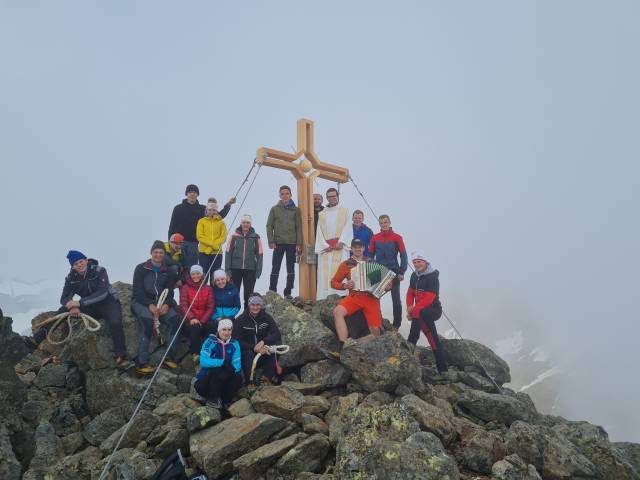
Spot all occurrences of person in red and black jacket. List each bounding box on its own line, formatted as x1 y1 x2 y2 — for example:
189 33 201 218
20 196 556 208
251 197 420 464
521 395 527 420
179 264 215 359
406 249 448 373
369 214 408 329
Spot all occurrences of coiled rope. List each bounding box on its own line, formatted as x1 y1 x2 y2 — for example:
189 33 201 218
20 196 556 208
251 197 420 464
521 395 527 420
35 311 102 345
249 344 290 384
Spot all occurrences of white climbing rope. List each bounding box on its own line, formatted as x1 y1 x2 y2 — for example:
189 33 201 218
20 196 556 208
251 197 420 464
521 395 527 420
37 311 102 345
99 159 263 480
249 344 290 384
153 288 169 337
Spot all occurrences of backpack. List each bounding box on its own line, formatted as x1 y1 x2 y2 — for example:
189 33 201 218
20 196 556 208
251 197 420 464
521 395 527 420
151 450 208 480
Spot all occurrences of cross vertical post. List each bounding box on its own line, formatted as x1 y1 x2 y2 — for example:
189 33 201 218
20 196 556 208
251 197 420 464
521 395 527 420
256 119 349 301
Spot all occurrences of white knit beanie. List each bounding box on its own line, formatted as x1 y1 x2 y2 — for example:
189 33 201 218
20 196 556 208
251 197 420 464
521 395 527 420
410 249 428 263
213 269 227 281
217 318 233 332
241 214 252 223
190 265 204 275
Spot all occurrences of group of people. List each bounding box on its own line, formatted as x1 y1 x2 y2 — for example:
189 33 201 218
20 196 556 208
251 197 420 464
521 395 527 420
39 181 449 410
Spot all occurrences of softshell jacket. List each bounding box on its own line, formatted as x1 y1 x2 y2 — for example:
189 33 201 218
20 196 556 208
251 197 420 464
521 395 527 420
132 260 176 307
196 215 227 255
352 224 374 258
60 259 118 308
179 278 214 324
212 282 241 320
233 309 281 352
369 228 408 274
196 335 241 380
266 200 302 245
406 264 442 319
225 226 264 277
168 200 231 242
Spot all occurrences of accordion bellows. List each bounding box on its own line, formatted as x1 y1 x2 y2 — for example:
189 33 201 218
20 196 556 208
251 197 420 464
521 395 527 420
350 261 396 299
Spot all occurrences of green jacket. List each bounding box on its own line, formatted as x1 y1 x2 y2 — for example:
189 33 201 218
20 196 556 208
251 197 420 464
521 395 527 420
266 201 303 246
225 227 264 277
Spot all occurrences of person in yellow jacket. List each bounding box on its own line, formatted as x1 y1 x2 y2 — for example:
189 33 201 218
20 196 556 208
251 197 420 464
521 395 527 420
197 201 227 285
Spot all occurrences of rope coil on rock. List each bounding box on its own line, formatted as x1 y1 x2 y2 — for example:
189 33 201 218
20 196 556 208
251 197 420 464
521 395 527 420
38 311 102 345
249 344 290 384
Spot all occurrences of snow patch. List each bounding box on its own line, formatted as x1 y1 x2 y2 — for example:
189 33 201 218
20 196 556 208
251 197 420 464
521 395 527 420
519 366 561 392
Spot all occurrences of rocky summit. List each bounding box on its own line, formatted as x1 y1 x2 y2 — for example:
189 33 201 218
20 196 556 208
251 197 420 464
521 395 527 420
0 284 638 480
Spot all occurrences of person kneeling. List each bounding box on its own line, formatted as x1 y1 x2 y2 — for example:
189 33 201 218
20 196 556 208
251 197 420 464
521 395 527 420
234 294 282 386
332 239 384 349
194 319 242 409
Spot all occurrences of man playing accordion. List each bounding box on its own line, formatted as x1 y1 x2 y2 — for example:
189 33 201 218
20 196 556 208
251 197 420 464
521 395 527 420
331 238 393 348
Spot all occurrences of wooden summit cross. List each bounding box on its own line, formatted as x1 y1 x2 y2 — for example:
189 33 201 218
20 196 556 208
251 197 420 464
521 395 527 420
257 118 349 301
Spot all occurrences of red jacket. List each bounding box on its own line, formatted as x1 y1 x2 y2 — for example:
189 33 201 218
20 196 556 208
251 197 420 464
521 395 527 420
179 278 214 324
406 267 441 319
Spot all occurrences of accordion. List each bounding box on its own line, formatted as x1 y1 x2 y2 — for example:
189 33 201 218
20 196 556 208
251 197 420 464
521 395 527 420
350 261 397 299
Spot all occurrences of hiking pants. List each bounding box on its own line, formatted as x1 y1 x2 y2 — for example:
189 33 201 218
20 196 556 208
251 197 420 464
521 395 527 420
231 269 257 309
184 321 217 354
390 277 403 329
50 296 127 357
198 252 223 286
408 306 448 373
131 301 180 365
269 244 296 296
195 368 243 404
241 350 277 385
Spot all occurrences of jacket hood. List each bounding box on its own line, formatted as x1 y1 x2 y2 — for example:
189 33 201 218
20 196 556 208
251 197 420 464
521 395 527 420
277 199 297 208
416 263 437 277
142 259 168 272
234 226 257 236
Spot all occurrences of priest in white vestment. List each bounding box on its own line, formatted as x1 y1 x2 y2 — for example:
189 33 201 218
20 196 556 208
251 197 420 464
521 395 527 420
315 188 351 299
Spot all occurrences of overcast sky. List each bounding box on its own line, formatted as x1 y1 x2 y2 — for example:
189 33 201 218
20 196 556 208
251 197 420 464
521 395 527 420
1 1 638 441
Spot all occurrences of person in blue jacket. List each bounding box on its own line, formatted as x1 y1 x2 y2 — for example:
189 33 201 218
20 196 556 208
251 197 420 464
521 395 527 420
194 318 242 408
211 270 241 325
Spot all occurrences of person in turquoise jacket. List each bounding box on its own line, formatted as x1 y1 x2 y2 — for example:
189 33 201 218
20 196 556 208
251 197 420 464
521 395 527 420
211 270 241 325
194 318 242 408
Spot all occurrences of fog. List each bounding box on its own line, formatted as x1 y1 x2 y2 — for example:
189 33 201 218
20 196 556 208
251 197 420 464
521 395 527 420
1 2 638 441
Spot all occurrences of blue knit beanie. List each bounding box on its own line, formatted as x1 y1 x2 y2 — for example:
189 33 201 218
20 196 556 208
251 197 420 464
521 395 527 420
67 250 87 266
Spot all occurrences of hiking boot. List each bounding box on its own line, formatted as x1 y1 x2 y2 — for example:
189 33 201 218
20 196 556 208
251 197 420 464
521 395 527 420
162 358 179 371
115 356 132 369
206 397 222 409
136 364 155 376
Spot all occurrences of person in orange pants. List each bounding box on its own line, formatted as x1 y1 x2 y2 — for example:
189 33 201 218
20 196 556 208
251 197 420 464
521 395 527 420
331 238 387 348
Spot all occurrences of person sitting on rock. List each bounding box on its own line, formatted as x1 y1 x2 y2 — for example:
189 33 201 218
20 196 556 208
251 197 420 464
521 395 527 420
331 238 388 350
39 250 130 367
211 270 241 325
406 249 448 374
164 233 187 287
179 264 215 363
233 293 282 386
194 318 243 409
131 240 181 375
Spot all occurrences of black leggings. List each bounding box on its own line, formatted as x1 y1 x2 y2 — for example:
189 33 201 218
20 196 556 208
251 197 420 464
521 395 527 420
241 350 278 385
183 321 218 354
231 269 257 309
195 368 243 403
408 306 448 373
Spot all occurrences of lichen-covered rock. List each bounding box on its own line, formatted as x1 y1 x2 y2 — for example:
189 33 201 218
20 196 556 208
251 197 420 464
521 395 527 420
441 338 511 385
33 362 68 389
274 433 330 475
190 413 288 479
492 453 542 480
0 424 22 480
44 446 104 480
263 291 339 367
456 389 538 426
22 421 64 480
552 421 639 480
154 428 189 458
301 413 330 435
233 433 304 480
99 409 161 453
335 403 459 480
228 398 255 417
325 392 363 446
153 393 201 419
300 359 351 387
250 385 305 421
400 394 456 446
339 332 422 393
92 447 159 480
186 405 222 433
457 426 506 474
83 405 132 446
614 442 640 476
361 391 394 407
505 420 596 479
300 395 331 416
